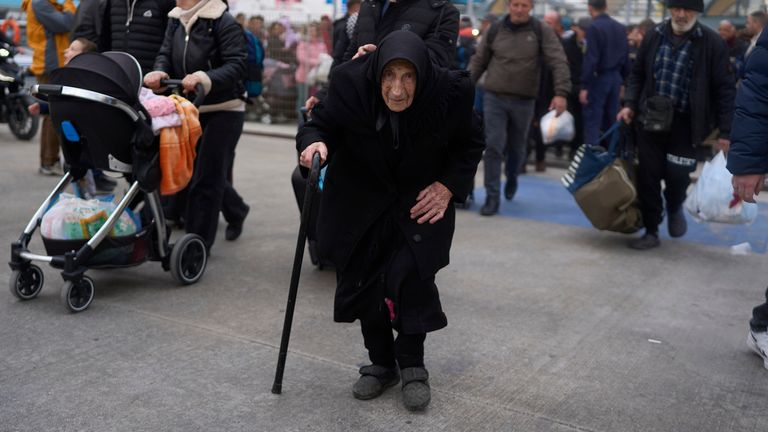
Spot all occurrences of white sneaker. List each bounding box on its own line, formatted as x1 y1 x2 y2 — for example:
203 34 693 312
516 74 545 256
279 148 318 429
747 329 768 370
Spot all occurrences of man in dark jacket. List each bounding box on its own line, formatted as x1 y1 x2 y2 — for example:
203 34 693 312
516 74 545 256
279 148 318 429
580 0 629 146
100 0 176 74
618 0 735 249
331 0 361 65
305 0 459 110
729 28 768 370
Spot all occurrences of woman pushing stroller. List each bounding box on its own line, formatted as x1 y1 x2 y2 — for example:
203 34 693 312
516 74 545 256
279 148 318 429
144 0 249 252
297 31 484 411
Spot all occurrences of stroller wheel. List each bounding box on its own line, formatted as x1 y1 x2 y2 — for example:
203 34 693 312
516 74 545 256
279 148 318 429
60 276 95 313
9 265 44 300
170 234 207 285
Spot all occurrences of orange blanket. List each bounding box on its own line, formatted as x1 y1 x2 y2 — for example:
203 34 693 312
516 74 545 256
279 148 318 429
159 95 202 196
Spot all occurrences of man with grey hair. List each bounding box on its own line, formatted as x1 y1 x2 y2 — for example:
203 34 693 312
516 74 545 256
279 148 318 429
469 0 570 215
618 0 735 249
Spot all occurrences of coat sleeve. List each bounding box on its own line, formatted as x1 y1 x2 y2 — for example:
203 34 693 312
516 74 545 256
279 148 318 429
201 16 247 93
468 28 491 84
709 34 735 139
152 18 176 75
541 24 571 97
727 39 768 175
32 0 75 33
580 25 600 89
71 0 100 43
624 29 653 112
423 3 459 69
437 83 485 201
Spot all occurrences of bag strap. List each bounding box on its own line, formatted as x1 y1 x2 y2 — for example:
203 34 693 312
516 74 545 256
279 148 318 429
594 121 623 156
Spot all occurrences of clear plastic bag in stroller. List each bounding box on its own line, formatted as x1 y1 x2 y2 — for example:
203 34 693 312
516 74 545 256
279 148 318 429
41 193 140 240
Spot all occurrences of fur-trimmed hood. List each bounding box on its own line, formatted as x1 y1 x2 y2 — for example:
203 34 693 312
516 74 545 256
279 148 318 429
168 0 228 32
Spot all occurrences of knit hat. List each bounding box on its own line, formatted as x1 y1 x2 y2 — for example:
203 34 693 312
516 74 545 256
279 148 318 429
667 0 704 12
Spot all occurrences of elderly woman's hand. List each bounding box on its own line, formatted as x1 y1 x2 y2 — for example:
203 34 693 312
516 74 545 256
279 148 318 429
300 142 328 168
144 71 169 91
410 182 453 224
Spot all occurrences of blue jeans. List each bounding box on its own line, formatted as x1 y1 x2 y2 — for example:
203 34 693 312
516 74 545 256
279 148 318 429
582 73 622 145
482 92 535 198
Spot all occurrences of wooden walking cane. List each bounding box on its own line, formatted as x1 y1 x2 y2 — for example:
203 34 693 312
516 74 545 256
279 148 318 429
272 151 321 394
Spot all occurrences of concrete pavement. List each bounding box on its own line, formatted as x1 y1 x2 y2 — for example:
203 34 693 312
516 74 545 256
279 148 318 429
2 126 768 431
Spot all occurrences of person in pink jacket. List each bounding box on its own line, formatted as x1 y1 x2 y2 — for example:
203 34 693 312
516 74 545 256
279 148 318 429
295 22 328 110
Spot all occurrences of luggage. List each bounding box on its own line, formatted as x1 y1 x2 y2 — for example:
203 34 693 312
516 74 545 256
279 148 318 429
562 122 642 234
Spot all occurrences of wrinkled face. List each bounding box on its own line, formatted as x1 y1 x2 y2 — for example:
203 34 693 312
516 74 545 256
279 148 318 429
380 59 416 113
669 8 698 34
507 0 532 25
63 39 86 64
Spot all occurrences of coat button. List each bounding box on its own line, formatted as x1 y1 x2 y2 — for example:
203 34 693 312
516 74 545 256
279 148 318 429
412 234 422 243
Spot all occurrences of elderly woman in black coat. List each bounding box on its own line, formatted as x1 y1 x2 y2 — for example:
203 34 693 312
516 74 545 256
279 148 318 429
297 30 484 411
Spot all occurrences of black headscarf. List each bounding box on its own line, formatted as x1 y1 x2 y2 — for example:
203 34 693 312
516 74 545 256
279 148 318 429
310 30 464 150
367 31 449 149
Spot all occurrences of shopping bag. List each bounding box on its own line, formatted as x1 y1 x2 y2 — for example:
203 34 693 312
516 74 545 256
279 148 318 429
540 109 575 145
684 151 758 224
562 122 642 233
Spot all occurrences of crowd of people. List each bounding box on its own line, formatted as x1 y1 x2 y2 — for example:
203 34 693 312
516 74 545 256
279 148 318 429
16 0 768 414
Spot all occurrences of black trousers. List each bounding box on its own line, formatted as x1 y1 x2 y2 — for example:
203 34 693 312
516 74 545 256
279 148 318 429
186 111 245 249
636 113 697 233
751 288 768 332
221 117 249 226
361 301 426 369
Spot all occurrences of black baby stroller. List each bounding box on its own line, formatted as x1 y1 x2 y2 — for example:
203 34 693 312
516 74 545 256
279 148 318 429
9 52 208 313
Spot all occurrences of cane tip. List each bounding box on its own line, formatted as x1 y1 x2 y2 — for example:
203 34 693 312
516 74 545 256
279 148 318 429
271 384 282 394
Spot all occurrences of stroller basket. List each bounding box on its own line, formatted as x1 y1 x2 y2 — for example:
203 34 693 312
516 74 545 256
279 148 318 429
42 226 152 268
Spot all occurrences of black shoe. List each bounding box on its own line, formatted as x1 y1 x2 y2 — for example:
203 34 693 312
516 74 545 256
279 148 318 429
504 178 517 201
480 196 499 216
93 174 117 192
628 232 660 250
352 365 400 400
667 208 687 238
401 367 431 411
225 205 249 241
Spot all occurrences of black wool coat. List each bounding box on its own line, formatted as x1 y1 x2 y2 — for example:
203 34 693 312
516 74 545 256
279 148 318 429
297 56 484 280
624 21 735 144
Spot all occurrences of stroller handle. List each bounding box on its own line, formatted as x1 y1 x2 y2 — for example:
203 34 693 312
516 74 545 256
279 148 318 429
159 79 206 108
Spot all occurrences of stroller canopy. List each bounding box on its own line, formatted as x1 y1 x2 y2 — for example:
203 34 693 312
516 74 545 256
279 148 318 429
49 52 143 104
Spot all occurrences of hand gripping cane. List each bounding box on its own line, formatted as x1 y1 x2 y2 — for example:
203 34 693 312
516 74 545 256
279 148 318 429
272 151 321 394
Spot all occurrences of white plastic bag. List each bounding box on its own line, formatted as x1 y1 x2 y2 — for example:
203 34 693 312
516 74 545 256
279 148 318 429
41 193 138 240
540 109 575 145
684 151 758 224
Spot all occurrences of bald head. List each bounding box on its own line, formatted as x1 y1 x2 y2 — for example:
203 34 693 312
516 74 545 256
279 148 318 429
543 11 563 35
718 19 737 41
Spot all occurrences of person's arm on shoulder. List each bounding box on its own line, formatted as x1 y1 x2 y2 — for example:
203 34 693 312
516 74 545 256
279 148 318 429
32 0 75 33
423 3 459 68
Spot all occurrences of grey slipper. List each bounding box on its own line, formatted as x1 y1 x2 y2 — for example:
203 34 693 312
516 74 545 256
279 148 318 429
401 367 431 411
352 365 400 400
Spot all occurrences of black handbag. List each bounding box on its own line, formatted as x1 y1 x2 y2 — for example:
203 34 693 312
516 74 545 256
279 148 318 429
642 95 674 133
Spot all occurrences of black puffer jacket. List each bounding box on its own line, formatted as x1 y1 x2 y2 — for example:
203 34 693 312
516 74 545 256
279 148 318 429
347 0 459 68
153 0 247 108
101 0 176 74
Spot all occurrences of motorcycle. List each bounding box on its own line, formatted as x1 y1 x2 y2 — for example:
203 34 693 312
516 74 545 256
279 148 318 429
0 40 39 140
